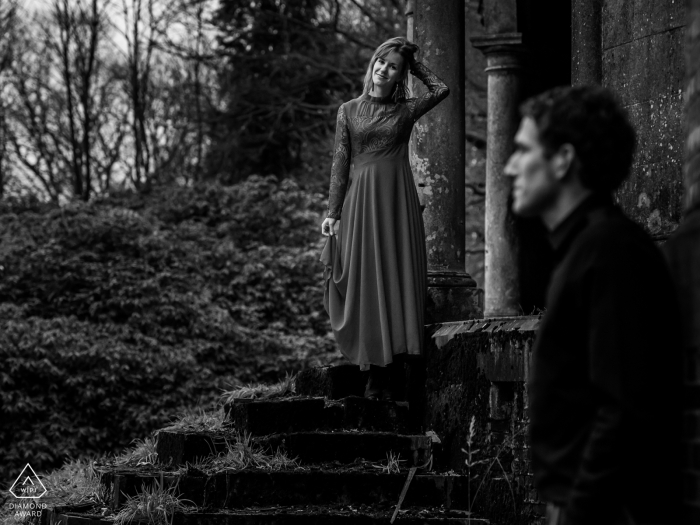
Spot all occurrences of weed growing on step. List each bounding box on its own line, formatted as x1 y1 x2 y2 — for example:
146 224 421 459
113 473 193 525
0 460 107 525
0 502 25 525
164 407 228 433
384 451 402 474
462 416 488 521
41 459 109 507
195 432 298 472
220 372 296 404
462 415 525 522
113 437 158 467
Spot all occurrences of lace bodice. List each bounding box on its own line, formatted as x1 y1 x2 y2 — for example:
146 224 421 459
326 62 449 219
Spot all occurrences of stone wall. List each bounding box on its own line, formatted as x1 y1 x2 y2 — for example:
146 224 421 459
664 0 700 520
600 0 686 238
464 1 488 289
423 317 543 524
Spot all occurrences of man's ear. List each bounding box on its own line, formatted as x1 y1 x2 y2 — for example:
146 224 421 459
552 143 577 181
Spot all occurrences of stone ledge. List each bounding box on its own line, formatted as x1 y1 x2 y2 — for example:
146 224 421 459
431 315 541 348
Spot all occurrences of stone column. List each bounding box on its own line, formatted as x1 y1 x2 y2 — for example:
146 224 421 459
472 34 525 318
410 0 480 323
405 0 414 43
688 0 700 213
572 0 602 85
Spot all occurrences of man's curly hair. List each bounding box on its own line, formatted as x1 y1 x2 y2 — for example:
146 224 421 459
520 85 636 193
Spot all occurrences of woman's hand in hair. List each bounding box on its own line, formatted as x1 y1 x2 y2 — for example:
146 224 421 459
402 42 419 72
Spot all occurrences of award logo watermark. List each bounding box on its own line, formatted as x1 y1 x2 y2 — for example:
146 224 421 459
6 463 48 519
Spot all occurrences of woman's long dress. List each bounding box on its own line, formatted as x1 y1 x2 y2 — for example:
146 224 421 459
321 62 449 371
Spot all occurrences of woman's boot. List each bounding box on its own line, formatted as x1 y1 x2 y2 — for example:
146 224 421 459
364 364 392 401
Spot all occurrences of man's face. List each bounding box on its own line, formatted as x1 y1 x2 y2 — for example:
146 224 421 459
504 117 560 217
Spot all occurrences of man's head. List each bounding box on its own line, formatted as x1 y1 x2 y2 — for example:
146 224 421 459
505 86 636 223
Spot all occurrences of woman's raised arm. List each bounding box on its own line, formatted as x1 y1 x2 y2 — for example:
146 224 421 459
406 62 450 121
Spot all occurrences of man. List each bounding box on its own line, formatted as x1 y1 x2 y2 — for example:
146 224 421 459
504 86 683 525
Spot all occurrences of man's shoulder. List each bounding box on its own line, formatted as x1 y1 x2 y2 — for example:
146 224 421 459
580 206 650 245
573 206 660 265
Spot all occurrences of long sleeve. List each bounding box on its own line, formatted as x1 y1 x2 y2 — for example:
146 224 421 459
327 104 351 219
406 61 450 121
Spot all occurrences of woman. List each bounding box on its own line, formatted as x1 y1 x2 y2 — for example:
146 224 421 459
320 36 449 401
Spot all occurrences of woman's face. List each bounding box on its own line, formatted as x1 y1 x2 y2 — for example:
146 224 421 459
372 50 405 92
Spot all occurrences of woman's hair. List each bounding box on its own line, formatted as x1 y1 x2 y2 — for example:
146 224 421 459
362 37 419 102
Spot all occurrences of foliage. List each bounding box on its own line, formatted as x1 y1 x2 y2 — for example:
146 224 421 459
220 373 296 404
461 415 523 521
0 459 107 525
2 0 403 197
196 432 298 472
383 451 402 474
113 474 194 525
163 408 229 433
40 459 108 508
113 438 159 467
0 176 343 483
205 0 402 184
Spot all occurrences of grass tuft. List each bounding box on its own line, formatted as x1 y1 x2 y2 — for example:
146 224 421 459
195 432 298 472
164 407 228 433
113 437 158 467
113 473 193 525
384 451 403 474
41 459 108 507
0 460 107 525
220 373 296 404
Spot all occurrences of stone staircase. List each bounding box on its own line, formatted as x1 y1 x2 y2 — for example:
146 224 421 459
42 365 489 525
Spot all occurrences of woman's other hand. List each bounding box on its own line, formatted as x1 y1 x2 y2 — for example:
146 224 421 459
322 217 337 236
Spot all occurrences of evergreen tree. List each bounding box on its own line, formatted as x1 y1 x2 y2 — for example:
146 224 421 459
208 0 403 184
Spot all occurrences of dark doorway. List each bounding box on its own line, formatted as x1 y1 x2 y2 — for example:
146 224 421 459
519 0 573 96
514 0 572 314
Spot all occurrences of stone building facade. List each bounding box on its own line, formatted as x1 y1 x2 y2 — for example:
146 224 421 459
409 0 700 523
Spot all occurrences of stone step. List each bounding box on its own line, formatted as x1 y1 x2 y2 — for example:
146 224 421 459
170 508 486 524
100 467 469 510
45 505 488 525
256 432 432 466
156 430 431 467
227 396 411 435
157 429 232 465
295 364 366 399
99 467 190 510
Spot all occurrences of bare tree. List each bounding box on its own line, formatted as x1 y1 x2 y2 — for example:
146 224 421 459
0 0 19 198
5 0 126 201
2 0 397 197
115 0 215 187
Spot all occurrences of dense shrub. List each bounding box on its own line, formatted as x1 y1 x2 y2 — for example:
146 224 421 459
0 176 342 482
